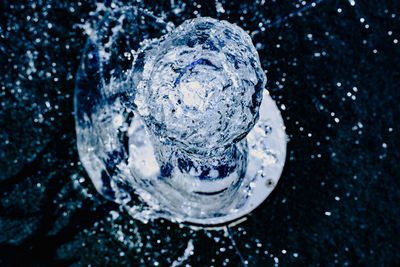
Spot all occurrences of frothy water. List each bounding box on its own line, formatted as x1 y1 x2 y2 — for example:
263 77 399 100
75 6 286 225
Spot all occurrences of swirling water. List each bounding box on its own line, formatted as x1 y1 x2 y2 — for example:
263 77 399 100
75 6 286 225
2 0 397 265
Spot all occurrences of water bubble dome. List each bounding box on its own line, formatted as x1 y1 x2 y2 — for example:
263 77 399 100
75 7 286 225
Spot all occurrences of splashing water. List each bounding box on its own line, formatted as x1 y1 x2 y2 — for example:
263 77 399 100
75 6 286 225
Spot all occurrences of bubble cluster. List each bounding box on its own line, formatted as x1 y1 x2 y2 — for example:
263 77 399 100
134 17 265 154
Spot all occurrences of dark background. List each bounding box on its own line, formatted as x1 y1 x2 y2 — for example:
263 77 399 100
1 0 399 266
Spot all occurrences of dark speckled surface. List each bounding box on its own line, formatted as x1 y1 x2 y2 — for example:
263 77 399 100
0 0 399 266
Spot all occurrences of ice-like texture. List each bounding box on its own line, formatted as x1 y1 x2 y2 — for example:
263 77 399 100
134 18 265 154
75 7 286 225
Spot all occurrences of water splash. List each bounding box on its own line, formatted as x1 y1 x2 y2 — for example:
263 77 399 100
75 6 286 225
